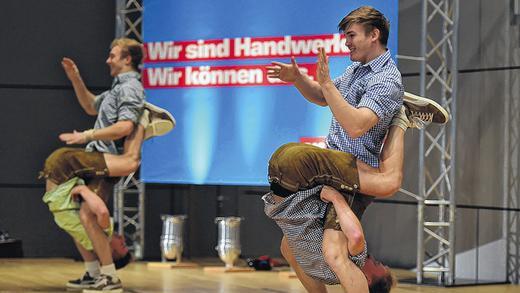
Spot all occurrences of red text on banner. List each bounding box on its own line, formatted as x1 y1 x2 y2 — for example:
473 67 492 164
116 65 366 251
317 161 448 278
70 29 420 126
143 63 318 88
145 33 348 62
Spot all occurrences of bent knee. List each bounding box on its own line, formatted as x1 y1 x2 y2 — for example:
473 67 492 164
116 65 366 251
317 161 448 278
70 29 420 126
123 153 141 172
374 172 402 197
269 143 314 172
127 158 140 173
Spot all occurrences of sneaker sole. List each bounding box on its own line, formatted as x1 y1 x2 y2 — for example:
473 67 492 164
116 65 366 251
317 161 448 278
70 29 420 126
144 102 176 125
403 91 450 124
66 286 89 291
143 102 176 140
83 289 122 293
66 283 95 290
144 120 174 140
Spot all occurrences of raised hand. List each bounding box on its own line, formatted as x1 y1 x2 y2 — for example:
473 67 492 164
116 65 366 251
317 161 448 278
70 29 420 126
59 130 87 145
61 57 81 81
316 47 332 85
266 56 301 82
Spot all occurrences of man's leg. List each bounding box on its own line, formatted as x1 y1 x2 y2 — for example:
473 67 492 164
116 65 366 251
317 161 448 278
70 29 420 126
74 240 98 262
280 236 327 293
103 124 144 177
322 229 369 293
104 102 176 177
42 147 82 192
269 98 448 198
79 203 122 291
79 204 112 266
357 124 405 197
268 142 400 198
358 94 450 196
65 241 100 289
321 189 396 293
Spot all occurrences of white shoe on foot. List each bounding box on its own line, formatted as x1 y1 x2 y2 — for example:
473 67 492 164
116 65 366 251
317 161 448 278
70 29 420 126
139 102 176 140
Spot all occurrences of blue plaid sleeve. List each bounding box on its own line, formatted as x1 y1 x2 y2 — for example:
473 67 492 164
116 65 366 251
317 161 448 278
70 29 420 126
357 74 403 120
116 84 145 123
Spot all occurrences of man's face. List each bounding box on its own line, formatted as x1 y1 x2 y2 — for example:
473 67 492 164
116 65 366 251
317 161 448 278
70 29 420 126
344 23 376 64
106 45 129 77
362 255 390 286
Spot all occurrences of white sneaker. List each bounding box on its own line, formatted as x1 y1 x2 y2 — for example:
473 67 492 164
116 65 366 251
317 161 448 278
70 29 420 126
82 274 122 293
66 272 96 290
139 102 176 140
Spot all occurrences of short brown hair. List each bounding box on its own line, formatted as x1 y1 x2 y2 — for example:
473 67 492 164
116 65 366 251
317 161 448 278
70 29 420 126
369 269 396 293
111 38 144 71
337 6 390 46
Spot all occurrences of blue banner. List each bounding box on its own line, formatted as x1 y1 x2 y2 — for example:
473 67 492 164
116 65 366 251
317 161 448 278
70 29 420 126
141 0 399 185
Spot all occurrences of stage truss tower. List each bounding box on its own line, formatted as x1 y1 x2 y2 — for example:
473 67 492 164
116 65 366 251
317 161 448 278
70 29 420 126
398 0 459 285
114 0 145 260
415 0 459 285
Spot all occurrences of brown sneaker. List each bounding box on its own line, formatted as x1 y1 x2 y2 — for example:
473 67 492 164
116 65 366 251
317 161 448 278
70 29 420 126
403 91 450 124
139 102 176 140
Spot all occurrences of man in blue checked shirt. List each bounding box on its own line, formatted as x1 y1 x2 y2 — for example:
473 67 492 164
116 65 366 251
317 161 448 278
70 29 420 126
265 6 449 293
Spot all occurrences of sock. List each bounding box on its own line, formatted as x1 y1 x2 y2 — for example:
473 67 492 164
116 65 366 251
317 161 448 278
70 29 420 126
100 263 118 280
85 260 100 278
390 106 409 131
139 109 150 128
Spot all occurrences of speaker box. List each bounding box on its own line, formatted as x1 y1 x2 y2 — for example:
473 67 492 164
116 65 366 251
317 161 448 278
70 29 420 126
0 239 24 258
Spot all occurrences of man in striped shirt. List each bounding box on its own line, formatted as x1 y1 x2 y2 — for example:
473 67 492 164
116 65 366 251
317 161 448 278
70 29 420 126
265 6 448 293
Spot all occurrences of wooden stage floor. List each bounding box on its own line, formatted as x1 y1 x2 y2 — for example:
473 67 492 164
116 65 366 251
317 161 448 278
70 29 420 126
0 258 518 293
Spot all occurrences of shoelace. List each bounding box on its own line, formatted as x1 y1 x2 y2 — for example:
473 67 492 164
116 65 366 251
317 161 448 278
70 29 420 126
409 111 434 122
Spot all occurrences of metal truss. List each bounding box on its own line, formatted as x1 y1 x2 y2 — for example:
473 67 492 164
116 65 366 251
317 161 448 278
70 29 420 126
113 0 145 259
505 70 520 284
415 0 459 285
114 173 145 259
116 0 143 42
505 8 520 282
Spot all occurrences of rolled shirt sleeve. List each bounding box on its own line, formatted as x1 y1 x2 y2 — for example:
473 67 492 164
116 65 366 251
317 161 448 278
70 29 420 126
116 85 144 124
357 75 403 120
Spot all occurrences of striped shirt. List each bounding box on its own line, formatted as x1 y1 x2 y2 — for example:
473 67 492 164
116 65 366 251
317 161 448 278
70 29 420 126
85 71 145 155
326 50 403 167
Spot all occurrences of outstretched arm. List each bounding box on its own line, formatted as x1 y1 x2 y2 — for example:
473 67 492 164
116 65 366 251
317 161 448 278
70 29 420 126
58 120 135 145
61 57 97 115
71 185 110 229
266 57 327 106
